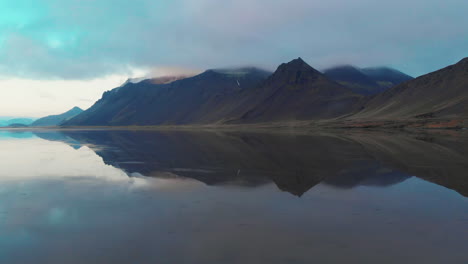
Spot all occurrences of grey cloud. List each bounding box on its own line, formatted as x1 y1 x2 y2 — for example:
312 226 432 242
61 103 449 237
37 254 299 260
0 0 466 79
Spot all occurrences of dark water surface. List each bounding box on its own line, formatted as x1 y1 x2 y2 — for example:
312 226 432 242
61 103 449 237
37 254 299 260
0 129 467 263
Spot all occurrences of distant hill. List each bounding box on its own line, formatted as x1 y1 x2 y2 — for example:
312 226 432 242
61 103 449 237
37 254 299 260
6 123 29 128
361 67 414 88
31 107 83 127
64 68 271 126
324 65 412 95
351 58 468 120
0 117 36 127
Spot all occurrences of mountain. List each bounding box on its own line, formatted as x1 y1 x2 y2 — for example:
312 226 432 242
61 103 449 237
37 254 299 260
64 68 271 126
352 57 468 121
0 117 36 127
31 107 84 127
233 58 364 123
148 75 194 84
120 77 146 86
324 65 413 95
324 65 382 95
120 75 190 86
361 67 414 88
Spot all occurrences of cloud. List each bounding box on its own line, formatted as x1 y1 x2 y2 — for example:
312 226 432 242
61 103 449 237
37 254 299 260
0 0 466 79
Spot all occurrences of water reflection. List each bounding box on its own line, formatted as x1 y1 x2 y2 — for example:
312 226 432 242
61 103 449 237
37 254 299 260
0 129 466 264
35 129 468 197
0 130 35 140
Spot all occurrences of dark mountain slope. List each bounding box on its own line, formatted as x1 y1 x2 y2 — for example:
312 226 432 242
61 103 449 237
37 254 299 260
361 67 414 88
235 58 364 123
31 107 83 127
324 65 381 95
324 65 413 95
64 68 271 126
352 58 468 120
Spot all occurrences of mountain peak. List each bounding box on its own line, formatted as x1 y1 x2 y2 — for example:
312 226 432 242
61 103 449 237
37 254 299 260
261 57 331 88
66 106 84 114
71 106 83 111
284 57 308 67
275 57 321 75
291 57 305 63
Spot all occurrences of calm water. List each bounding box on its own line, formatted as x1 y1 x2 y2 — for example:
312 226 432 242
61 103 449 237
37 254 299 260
0 129 467 263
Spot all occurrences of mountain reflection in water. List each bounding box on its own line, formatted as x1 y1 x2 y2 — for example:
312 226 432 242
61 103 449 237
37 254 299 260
35 129 468 197
0 129 466 264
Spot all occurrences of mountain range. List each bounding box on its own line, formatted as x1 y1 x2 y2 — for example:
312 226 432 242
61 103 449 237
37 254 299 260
52 57 467 128
62 58 365 126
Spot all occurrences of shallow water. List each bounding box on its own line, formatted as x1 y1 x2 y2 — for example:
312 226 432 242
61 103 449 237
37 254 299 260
0 130 467 263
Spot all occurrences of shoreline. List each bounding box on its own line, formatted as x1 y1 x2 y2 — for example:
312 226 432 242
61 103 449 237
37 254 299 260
0 118 466 133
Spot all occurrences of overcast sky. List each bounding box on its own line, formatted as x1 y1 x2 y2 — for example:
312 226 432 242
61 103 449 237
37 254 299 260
0 0 467 117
